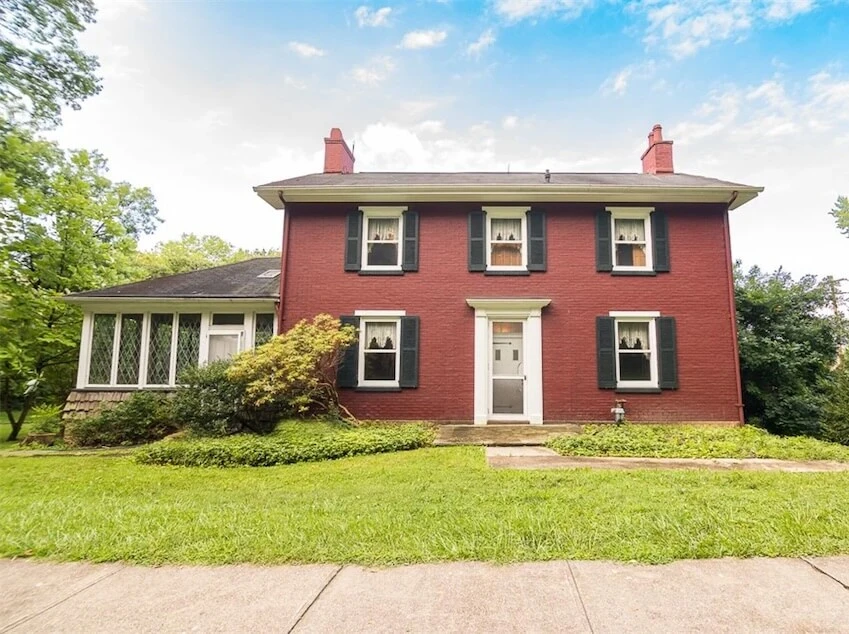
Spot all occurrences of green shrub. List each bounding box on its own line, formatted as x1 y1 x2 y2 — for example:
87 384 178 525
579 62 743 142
135 423 435 467
546 424 849 462
821 353 849 445
28 404 63 434
65 392 177 447
173 361 281 436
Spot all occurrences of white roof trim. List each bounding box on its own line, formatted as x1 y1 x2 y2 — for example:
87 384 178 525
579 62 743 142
256 184 762 210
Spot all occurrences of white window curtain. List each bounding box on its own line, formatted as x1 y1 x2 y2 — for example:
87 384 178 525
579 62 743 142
618 322 650 350
365 322 396 350
491 218 522 241
615 218 646 242
209 334 241 362
368 218 399 241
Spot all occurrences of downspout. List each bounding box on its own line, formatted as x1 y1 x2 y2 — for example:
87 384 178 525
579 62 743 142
723 191 745 425
277 191 291 335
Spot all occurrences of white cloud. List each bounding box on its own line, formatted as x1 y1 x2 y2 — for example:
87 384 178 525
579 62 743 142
288 41 326 58
600 60 657 95
502 115 519 129
467 29 496 57
764 0 814 20
351 56 396 84
493 0 594 22
399 29 448 49
416 120 444 134
400 100 439 118
355 6 393 27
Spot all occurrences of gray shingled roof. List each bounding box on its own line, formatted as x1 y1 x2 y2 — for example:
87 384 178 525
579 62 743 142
66 258 280 299
257 171 755 189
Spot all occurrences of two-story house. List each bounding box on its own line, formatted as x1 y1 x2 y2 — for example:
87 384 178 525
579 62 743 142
65 125 762 425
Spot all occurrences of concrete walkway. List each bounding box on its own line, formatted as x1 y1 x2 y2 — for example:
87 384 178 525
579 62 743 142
486 446 849 472
2 557 849 633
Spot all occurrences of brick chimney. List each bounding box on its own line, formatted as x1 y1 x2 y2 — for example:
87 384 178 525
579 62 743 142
641 124 674 174
323 128 355 174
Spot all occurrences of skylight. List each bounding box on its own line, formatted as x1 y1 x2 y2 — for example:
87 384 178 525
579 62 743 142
257 270 281 279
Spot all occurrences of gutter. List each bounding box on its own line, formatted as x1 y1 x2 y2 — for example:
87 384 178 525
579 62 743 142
63 296 279 304
277 192 291 334
722 191 745 425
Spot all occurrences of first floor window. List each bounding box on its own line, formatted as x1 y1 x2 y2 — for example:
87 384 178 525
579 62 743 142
146 313 174 385
209 333 241 362
116 314 143 385
175 314 201 379
88 314 116 385
362 320 398 383
254 313 275 346
615 320 654 384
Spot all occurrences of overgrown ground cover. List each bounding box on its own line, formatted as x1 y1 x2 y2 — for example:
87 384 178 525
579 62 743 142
547 425 849 461
3 447 849 565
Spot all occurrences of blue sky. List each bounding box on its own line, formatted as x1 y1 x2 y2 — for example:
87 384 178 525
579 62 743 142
56 0 849 279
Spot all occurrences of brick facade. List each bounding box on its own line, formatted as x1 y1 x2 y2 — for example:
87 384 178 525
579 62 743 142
279 201 741 424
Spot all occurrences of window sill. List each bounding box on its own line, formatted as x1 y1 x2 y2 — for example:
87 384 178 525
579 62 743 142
354 386 403 392
484 270 531 276
358 269 405 276
611 270 657 277
614 387 662 393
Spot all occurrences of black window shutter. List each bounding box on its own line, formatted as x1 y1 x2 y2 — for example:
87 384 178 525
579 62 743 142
468 210 486 272
399 316 419 388
597 316 617 388
337 316 360 388
657 316 678 389
595 210 613 272
344 210 363 272
652 211 670 272
527 208 546 272
402 209 419 272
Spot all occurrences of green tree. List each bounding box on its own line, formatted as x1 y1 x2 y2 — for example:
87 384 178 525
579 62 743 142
821 351 849 445
736 263 845 437
0 0 100 127
134 233 279 279
0 122 159 440
831 196 849 238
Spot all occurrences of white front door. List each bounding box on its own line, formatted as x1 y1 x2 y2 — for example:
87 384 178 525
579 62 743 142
491 321 525 417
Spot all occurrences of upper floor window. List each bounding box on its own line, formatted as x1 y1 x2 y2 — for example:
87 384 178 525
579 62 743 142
345 206 418 274
486 209 528 271
612 208 653 271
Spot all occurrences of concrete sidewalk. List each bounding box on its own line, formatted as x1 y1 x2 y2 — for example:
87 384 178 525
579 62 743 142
2 556 848 633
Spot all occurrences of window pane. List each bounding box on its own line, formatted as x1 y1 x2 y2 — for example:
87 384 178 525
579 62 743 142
618 322 650 350
209 334 240 362
493 322 522 334
491 218 521 241
254 313 275 347
615 243 647 267
619 353 651 381
364 322 396 350
175 314 201 379
367 243 398 266
492 378 523 414
364 352 396 381
116 314 143 384
212 313 244 326
88 314 116 384
367 217 398 241
491 243 522 266
614 218 646 241
146 314 173 384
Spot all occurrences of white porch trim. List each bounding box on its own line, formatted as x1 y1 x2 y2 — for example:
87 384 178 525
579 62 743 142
466 298 551 425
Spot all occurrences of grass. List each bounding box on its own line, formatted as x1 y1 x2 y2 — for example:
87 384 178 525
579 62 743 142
546 424 849 462
3 447 849 565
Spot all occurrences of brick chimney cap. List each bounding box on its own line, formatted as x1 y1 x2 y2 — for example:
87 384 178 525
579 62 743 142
328 128 344 141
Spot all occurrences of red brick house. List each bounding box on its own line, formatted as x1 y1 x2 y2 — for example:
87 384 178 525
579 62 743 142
66 125 762 426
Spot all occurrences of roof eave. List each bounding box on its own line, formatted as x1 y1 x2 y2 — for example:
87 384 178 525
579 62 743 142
255 184 763 210
63 295 278 304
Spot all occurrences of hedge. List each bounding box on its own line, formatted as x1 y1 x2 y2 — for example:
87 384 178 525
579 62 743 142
134 423 436 467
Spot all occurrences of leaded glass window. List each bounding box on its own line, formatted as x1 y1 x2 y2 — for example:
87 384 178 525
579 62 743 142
88 314 116 384
176 314 201 379
254 313 275 347
147 313 174 385
116 314 143 384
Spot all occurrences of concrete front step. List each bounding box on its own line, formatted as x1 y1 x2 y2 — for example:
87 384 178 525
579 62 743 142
434 424 581 446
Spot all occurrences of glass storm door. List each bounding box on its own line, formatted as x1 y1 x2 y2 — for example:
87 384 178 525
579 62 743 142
491 321 524 416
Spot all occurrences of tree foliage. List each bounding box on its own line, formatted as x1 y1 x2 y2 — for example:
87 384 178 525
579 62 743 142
134 233 280 279
735 263 846 437
831 195 849 239
0 122 159 439
227 314 358 420
821 351 849 445
0 0 100 127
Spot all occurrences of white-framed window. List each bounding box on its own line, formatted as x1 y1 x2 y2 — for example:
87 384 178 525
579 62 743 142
361 206 406 271
611 311 659 388
484 207 529 271
355 310 404 388
207 313 245 363
609 207 653 271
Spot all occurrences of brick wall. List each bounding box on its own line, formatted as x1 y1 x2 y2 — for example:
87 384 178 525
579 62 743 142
280 201 740 423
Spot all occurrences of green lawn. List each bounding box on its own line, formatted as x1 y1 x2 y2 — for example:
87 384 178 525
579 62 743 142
3 447 849 565
547 424 849 461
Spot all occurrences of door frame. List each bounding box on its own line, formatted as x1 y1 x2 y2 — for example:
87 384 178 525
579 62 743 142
466 298 551 425
489 319 527 421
